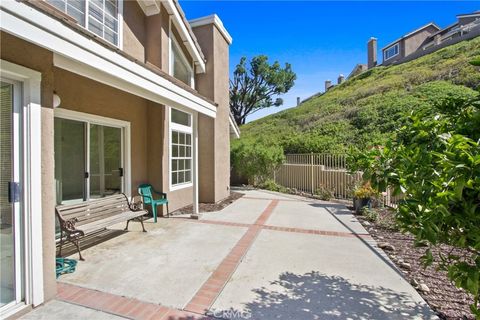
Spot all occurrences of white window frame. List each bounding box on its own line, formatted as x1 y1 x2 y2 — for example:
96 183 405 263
169 107 193 191
53 109 131 199
46 0 124 48
169 24 195 88
384 43 399 60
0 60 43 318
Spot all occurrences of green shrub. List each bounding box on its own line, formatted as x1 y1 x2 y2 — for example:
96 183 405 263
231 139 285 185
315 185 334 201
350 95 480 315
257 179 287 193
361 207 378 222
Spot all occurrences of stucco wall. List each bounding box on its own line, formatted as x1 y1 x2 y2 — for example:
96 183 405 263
403 25 439 56
53 68 151 195
123 0 146 62
193 23 231 203
0 32 57 304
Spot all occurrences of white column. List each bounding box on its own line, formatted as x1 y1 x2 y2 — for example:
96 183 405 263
191 111 199 217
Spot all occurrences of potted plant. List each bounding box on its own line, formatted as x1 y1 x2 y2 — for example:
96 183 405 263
353 183 377 214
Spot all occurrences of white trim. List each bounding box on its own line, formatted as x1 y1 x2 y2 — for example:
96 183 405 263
118 0 124 50
0 1 216 118
53 109 132 198
189 14 233 45
0 60 44 309
192 111 199 215
168 107 194 192
163 0 206 73
229 113 240 138
136 0 161 16
383 43 400 61
456 12 480 19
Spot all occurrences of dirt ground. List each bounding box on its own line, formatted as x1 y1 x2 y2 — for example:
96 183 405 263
356 207 475 320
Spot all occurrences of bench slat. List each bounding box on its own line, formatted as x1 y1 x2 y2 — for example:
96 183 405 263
56 194 127 211
65 203 131 222
57 195 128 216
78 210 147 234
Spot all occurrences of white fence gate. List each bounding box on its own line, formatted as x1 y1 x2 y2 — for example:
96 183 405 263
274 153 401 207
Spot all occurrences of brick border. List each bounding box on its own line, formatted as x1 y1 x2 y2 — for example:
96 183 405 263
183 200 279 314
57 282 208 320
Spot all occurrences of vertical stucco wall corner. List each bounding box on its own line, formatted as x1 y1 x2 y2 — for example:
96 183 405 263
191 15 232 203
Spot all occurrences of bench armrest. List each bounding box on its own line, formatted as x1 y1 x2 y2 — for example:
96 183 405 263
61 217 79 232
129 201 144 212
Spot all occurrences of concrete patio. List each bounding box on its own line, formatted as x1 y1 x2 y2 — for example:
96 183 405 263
23 189 436 320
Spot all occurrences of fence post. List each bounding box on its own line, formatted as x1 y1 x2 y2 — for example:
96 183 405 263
310 153 314 195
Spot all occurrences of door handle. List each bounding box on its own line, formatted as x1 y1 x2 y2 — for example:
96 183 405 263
119 168 124 177
85 172 89 179
8 182 20 203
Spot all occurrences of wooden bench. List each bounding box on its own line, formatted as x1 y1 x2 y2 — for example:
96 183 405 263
56 194 147 261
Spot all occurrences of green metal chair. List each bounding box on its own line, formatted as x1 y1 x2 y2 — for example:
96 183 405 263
138 184 169 222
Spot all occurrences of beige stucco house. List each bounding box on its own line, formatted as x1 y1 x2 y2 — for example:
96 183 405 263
0 0 234 317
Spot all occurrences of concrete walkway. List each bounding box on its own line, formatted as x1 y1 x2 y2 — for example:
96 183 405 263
23 189 436 320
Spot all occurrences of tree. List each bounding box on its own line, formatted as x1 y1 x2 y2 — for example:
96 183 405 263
230 55 296 125
349 92 480 316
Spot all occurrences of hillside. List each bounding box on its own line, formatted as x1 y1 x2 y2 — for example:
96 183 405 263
237 37 480 154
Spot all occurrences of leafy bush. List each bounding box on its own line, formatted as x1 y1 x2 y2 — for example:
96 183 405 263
315 185 334 201
257 179 287 193
231 139 285 185
353 183 378 199
361 207 378 222
349 94 480 315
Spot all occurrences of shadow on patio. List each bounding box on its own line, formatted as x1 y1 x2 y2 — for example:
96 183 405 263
214 271 433 320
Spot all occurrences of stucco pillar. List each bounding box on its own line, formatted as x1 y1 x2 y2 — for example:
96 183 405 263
145 8 170 72
191 15 232 203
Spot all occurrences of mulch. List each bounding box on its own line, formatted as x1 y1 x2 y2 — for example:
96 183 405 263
171 191 245 215
356 208 475 320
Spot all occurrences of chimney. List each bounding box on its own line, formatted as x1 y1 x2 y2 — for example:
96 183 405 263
367 37 377 69
296 97 301 106
337 74 345 85
325 80 332 92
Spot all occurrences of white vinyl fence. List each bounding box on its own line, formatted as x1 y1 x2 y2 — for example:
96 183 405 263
274 153 401 207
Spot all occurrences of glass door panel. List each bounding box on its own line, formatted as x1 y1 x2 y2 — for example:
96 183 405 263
0 82 16 307
89 124 122 199
54 118 86 205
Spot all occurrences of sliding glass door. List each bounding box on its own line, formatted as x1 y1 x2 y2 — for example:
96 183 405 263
54 117 125 205
54 118 86 204
0 80 23 309
89 124 122 199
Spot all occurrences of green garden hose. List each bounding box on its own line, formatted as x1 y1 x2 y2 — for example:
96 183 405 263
56 258 77 278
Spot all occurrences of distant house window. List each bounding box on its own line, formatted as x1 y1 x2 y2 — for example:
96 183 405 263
384 43 399 60
46 0 119 46
170 36 194 87
170 108 192 189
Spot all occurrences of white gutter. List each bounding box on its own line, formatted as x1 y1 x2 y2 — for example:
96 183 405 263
163 0 206 74
0 1 216 118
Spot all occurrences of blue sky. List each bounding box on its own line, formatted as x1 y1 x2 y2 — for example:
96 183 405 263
180 1 480 122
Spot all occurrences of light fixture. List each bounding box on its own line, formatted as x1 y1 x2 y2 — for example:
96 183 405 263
53 92 61 108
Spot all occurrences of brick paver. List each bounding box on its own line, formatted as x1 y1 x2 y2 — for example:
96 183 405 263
57 282 206 320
